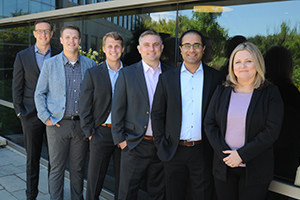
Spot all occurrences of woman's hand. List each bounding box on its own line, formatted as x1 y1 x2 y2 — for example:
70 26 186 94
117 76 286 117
223 150 242 168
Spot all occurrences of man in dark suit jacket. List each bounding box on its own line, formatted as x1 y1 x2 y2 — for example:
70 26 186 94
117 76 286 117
112 30 171 200
12 19 61 199
79 32 125 200
151 30 225 200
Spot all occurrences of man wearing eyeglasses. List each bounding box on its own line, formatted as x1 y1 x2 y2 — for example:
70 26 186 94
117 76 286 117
12 19 61 200
151 30 225 200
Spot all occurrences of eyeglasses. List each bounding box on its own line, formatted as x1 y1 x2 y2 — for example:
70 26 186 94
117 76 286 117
181 43 204 50
34 29 51 35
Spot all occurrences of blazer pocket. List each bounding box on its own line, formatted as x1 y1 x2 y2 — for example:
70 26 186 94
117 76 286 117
125 121 135 131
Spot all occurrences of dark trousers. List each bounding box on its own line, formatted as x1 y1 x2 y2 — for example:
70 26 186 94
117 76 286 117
20 115 46 200
163 143 214 200
214 167 270 200
86 126 121 200
46 119 88 200
118 139 165 200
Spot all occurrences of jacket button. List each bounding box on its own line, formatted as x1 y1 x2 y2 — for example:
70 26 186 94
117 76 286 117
62 107 64 110
144 126 147 129
146 111 149 114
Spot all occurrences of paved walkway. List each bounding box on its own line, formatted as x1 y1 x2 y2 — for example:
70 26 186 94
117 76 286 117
0 137 110 200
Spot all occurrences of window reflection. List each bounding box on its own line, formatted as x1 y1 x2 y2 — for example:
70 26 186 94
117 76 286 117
0 1 299 198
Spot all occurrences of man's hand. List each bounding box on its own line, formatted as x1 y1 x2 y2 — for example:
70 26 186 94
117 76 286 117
223 150 242 168
118 140 127 150
45 119 60 127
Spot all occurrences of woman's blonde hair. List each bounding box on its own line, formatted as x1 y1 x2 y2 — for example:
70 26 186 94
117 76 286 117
225 42 265 89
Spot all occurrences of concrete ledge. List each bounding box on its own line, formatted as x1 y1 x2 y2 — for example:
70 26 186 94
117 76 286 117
0 136 7 146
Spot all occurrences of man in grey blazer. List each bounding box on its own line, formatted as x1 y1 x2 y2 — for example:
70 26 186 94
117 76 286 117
35 24 97 200
79 32 125 200
12 19 61 199
112 30 171 200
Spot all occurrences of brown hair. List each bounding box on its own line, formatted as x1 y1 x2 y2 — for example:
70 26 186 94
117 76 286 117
34 19 52 31
60 24 81 38
103 32 124 47
138 30 162 45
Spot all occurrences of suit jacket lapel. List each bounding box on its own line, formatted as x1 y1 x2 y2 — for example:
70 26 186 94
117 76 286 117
246 89 262 138
173 66 182 108
202 64 213 117
57 52 67 94
101 62 113 96
221 87 232 137
29 46 40 74
135 61 149 102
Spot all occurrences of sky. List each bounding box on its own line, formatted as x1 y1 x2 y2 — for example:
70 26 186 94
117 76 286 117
150 0 300 38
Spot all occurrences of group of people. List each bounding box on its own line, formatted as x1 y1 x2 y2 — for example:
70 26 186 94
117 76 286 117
12 18 287 200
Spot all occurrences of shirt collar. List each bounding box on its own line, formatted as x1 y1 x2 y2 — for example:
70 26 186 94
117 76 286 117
105 60 123 72
62 51 80 66
35 44 51 55
142 60 161 73
181 61 203 74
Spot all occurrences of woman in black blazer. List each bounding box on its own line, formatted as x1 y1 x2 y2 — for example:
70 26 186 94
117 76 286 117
204 42 284 200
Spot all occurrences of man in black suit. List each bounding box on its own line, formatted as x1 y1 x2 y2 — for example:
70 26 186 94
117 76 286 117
79 32 124 200
112 30 171 200
151 30 225 200
12 19 61 199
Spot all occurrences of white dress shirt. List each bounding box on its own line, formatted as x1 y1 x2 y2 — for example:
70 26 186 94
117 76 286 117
142 60 162 136
105 60 123 124
180 62 204 141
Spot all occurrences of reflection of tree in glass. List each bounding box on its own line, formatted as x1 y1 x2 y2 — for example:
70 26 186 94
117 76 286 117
0 10 31 102
143 11 228 69
248 21 300 86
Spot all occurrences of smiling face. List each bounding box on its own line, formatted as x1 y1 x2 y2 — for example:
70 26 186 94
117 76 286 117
137 34 164 66
233 50 257 84
60 28 81 53
103 37 124 63
33 22 53 48
179 32 206 66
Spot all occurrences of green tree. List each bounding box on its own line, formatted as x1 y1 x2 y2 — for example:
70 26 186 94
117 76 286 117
248 21 300 86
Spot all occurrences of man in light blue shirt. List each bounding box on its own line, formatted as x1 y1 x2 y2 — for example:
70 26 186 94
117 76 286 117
12 19 61 199
79 32 124 200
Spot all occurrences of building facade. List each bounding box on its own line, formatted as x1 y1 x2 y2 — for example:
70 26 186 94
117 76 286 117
0 0 300 199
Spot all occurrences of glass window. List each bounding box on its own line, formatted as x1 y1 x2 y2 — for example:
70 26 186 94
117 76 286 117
119 16 123 27
29 1 42 14
42 0 52 4
41 3 51 12
114 16 118 25
4 0 17 17
0 1 300 199
124 15 127 29
17 0 29 15
0 1 3 19
128 15 131 31
91 35 97 53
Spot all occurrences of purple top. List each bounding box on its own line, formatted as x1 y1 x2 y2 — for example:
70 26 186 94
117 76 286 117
225 89 253 167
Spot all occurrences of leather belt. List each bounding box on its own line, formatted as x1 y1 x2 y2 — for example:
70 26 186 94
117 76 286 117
62 116 80 120
179 140 201 147
101 123 112 128
144 135 155 141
